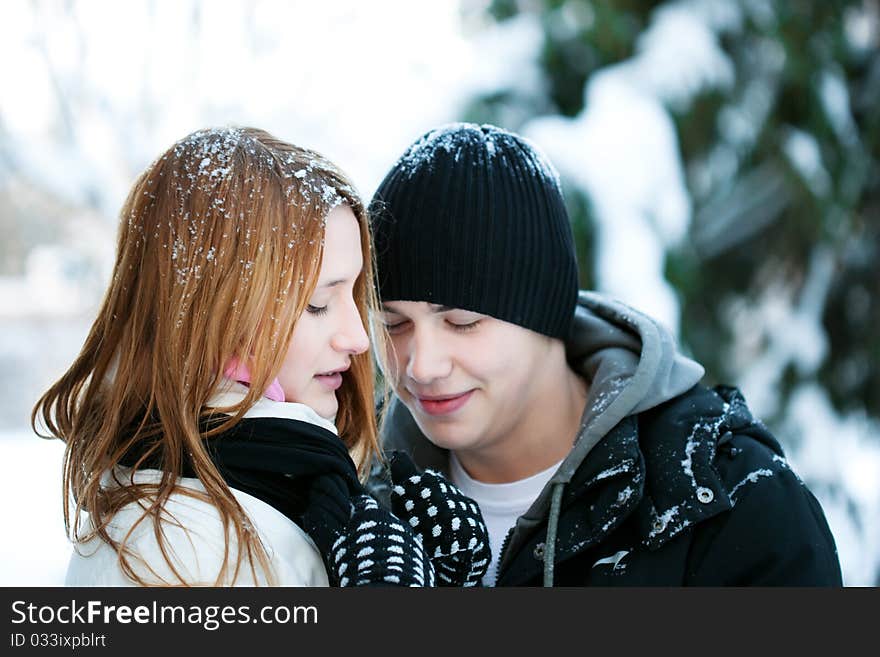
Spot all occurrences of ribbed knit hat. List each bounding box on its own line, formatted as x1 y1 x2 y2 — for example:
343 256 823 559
369 123 578 339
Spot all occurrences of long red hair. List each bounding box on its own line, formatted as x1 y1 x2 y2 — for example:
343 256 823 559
32 127 381 585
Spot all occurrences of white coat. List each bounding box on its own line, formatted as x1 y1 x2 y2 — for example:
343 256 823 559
65 384 334 586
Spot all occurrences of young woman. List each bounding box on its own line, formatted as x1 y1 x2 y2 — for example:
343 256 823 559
33 127 489 587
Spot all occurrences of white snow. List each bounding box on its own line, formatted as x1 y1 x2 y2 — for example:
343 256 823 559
524 0 737 331
818 69 859 146
844 2 880 52
729 245 833 418
783 128 832 198
782 384 880 587
462 12 546 104
0 0 474 588
589 376 629 416
649 505 681 537
593 462 632 482
0 431 69 585
682 434 699 489
729 468 775 500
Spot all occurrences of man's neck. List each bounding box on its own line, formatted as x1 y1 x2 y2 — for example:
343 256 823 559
456 347 589 484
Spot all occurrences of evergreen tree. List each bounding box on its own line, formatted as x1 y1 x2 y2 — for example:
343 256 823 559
467 0 879 421
465 0 879 584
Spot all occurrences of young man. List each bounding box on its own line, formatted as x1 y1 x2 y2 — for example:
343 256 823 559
368 122 842 586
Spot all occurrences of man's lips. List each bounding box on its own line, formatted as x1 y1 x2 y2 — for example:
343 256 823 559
412 390 474 416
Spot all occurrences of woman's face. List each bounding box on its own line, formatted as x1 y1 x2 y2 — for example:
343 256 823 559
276 205 370 420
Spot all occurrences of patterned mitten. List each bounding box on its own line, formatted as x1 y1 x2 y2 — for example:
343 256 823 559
301 472 435 587
388 451 491 586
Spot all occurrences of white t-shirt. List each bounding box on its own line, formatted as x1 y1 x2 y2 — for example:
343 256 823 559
449 453 563 587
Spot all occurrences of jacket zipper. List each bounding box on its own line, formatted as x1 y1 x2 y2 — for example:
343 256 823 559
494 526 516 586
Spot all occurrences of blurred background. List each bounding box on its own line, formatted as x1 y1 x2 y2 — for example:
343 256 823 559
1 0 877 585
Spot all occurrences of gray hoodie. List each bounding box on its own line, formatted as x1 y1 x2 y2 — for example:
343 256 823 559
380 291 705 583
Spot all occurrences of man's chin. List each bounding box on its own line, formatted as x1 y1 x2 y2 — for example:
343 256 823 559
412 416 478 451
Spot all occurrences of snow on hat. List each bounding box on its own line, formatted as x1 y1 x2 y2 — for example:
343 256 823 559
369 123 578 338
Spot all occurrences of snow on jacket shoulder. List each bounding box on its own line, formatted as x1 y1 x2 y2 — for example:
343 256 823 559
65 466 329 586
495 384 842 586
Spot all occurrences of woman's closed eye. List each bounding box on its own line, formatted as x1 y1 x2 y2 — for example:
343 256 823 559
306 304 328 316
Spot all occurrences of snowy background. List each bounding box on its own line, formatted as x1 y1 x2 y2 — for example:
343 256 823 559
2 0 877 586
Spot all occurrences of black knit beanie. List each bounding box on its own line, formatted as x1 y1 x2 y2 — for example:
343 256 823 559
369 123 578 339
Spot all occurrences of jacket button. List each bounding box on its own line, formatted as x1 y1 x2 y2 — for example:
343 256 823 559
533 542 545 561
652 518 667 534
697 487 715 504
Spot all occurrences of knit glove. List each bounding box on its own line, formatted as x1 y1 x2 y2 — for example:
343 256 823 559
300 472 435 587
388 451 491 587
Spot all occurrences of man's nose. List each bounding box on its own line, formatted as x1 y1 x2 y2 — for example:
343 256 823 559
405 327 452 383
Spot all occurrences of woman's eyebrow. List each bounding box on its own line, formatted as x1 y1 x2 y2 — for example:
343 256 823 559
319 279 346 288
318 270 362 288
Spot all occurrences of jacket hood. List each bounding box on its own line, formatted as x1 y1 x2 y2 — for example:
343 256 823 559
554 290 705 484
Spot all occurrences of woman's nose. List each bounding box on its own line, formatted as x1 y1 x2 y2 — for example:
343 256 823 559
332 301 370 355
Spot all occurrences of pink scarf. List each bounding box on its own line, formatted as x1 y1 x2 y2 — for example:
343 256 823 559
223 357 286 402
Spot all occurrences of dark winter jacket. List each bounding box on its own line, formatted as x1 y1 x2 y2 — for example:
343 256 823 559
374 291 843 586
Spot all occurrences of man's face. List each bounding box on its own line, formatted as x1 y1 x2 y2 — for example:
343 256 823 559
378 301 554 454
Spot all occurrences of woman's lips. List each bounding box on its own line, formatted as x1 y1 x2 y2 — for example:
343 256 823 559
315 373 343 391
416 390 474 416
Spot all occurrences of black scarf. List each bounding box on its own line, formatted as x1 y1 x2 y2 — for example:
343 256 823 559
120 415 361 523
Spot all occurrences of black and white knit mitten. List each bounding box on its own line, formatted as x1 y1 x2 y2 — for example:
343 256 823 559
389 451 491 587
301 473 435 587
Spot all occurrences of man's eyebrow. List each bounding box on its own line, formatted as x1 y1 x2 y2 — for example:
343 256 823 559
380 304 456 315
